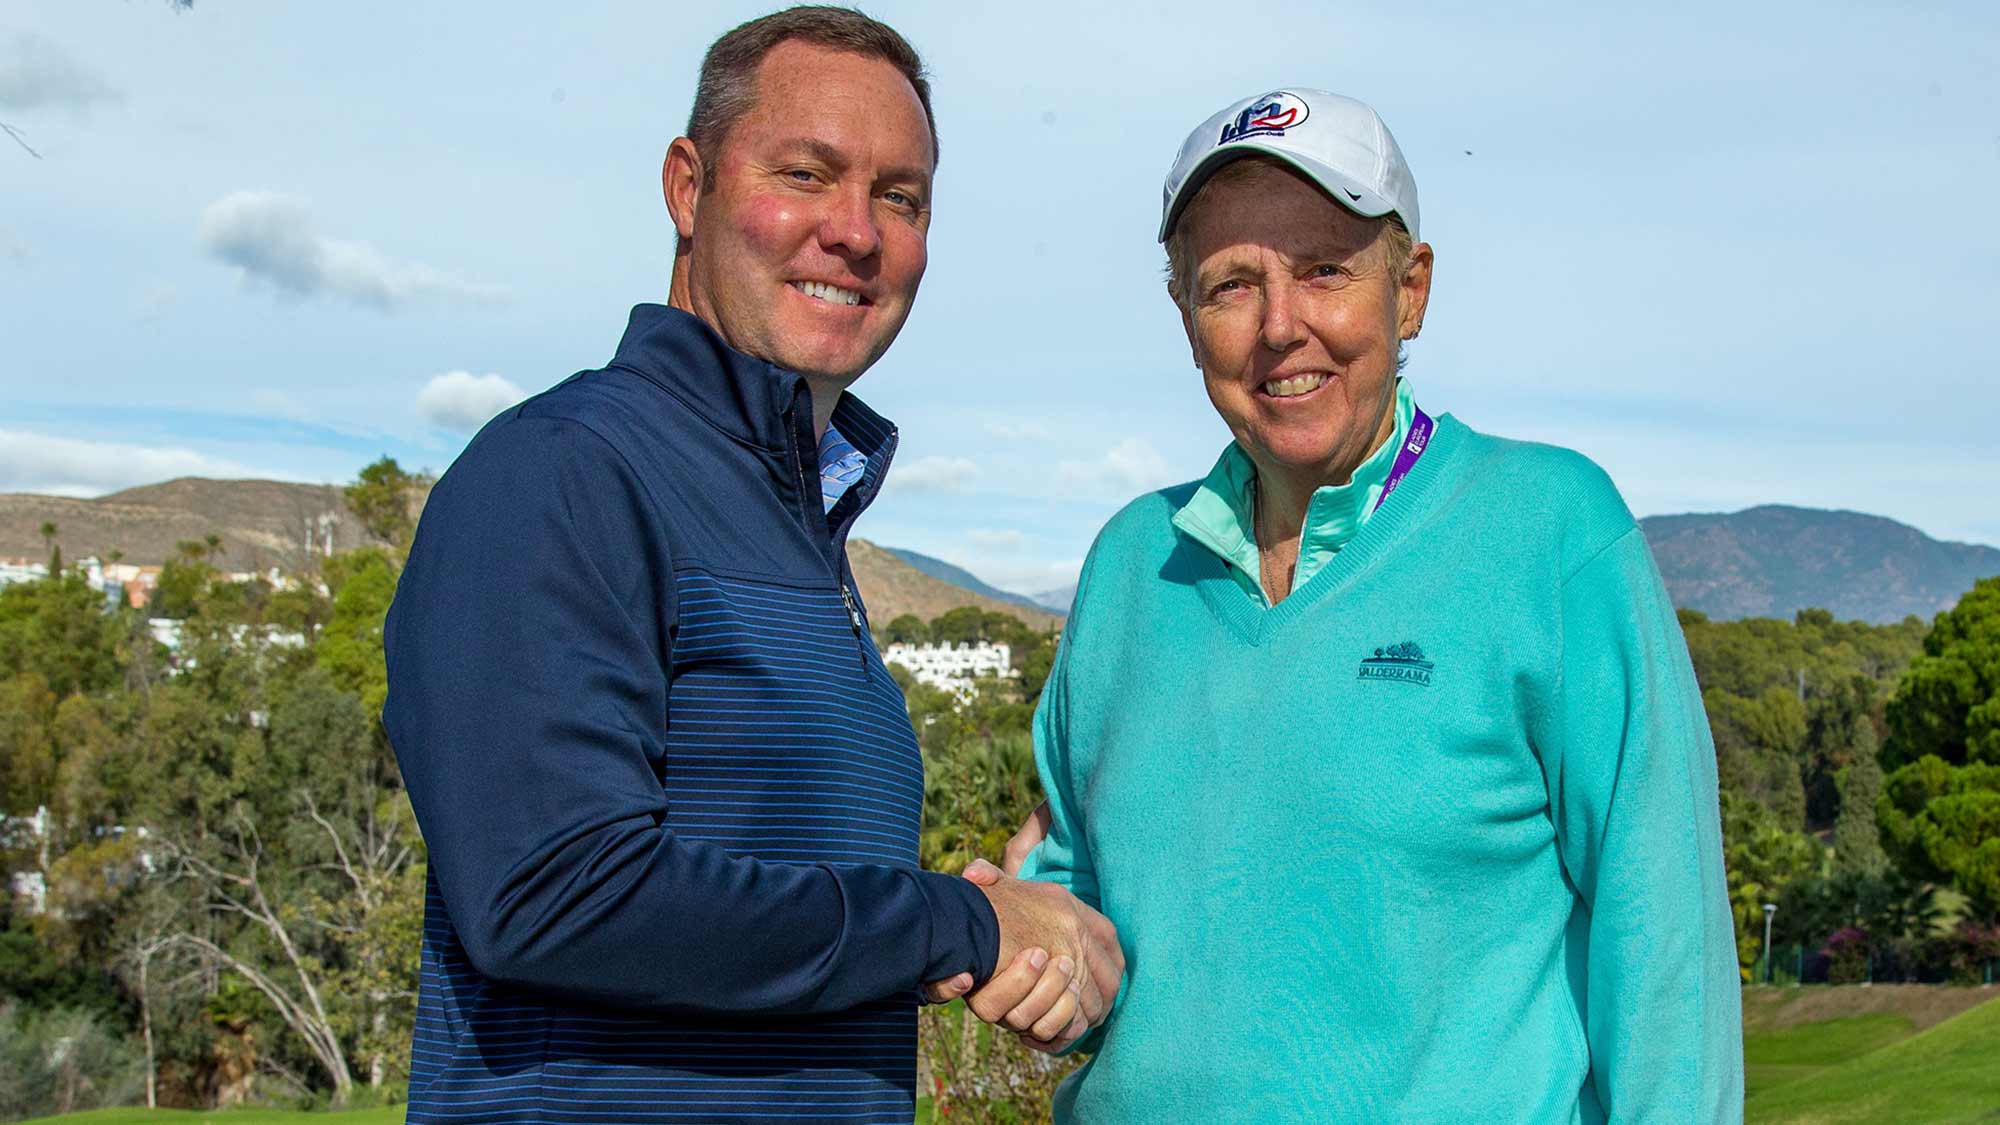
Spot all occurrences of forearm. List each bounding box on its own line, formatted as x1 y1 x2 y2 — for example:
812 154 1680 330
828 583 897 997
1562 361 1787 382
436 812 998 1013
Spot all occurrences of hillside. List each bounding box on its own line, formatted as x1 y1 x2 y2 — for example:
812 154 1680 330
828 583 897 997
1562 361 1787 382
1642 505 2000 624
884 547 1059 619
1031 583 1078 614
1745 992 2000 1122
849 539 1061 631
0 478 371 570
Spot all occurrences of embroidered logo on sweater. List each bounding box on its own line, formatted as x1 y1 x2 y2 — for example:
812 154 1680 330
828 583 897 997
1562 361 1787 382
1358 641 1433 686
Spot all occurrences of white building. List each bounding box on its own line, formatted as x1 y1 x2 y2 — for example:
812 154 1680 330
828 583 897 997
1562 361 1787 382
148 619 308 669
883 641 1014 700
0 557 49 588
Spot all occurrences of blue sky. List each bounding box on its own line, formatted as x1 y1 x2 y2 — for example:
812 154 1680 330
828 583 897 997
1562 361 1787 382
3 1 1996 595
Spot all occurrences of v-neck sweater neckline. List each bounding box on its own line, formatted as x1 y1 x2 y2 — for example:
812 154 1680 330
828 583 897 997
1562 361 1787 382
1190 412 1467 646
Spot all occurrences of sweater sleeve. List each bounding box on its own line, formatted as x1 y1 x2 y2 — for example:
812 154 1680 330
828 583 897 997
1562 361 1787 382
1541 526 1743 1122
1018 563 1119 1056
384 414 998 1015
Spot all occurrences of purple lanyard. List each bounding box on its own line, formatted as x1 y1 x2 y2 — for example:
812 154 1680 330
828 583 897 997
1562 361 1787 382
1369 405 1435 515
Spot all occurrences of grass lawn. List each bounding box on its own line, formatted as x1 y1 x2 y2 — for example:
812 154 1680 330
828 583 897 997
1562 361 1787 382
19 1109 404 1125
1741 1013 1915 1097
1746 993 2000 1124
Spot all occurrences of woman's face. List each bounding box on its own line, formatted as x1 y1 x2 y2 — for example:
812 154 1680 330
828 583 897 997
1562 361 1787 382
1177 163 1431 488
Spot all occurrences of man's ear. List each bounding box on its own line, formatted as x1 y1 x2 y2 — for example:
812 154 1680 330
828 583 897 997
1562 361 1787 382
662 137 704 242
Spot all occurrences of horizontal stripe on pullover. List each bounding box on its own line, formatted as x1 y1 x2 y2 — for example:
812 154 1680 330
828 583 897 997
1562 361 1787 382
384 304 1000 1124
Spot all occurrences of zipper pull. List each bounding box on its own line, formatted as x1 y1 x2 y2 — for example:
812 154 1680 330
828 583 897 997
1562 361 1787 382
840 585 868 664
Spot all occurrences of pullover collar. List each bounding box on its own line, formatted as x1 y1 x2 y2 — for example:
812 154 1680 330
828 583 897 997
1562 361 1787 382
605 304 900 534
1173 379 1415 605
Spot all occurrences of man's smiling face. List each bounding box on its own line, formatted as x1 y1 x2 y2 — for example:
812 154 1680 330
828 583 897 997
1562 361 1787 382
670 39 935 384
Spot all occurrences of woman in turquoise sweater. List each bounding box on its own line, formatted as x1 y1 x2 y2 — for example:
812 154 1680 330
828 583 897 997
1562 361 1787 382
970 89 1743 1121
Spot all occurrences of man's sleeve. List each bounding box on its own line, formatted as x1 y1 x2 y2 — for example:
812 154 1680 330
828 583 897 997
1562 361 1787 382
1540 526 1744 1122
384 414 998 1015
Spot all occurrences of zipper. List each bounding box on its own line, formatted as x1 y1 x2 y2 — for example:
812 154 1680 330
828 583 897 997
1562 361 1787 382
840 583 868 665
801 412 868 667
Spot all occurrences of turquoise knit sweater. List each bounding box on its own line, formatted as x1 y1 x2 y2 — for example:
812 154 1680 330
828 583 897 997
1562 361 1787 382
1020 414 1742 1123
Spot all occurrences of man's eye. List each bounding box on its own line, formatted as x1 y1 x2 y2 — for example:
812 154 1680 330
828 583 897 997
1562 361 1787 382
1312 264 1343 278
786 169 820 184
883 189 920 209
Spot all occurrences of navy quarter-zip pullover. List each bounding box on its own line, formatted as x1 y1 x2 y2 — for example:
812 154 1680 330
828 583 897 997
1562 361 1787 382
384 305 1001 1124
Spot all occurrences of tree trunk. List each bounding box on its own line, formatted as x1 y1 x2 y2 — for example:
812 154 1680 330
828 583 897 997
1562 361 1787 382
140 951 157 1109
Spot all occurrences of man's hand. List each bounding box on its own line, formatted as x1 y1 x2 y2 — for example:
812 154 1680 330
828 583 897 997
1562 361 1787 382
962 858 1121 1031
1001 800 1052 875
927 945 1084 1042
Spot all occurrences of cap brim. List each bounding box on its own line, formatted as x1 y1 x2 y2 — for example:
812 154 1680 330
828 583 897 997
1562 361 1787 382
1158 143 1400 242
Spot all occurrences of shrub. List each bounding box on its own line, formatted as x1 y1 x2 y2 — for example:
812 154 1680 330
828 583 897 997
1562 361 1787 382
0 1003 143 1120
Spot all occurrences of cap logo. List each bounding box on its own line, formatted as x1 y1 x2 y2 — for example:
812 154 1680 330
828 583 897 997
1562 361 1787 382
1219 92 1309 145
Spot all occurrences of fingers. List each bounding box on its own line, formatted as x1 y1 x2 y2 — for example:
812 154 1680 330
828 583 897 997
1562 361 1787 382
1075 968 1106 1026
922 972 973 1005
966 946 1050 1024
960 857 1003 887
1001 955 1079 1039
1020 1010 1090 1054
1002 801 1053 876
1078 905 1125 1020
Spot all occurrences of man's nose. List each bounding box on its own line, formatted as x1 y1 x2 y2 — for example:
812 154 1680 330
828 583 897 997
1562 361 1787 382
818 184 881 260
1258 282 1305 351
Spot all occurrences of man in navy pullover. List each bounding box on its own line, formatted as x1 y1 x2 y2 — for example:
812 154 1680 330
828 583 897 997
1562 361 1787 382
383 9 1122 1124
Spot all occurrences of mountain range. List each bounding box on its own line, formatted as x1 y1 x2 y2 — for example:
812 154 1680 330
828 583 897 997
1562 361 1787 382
4 482 1992 627
1639 505 1999 624
0 479 1064 631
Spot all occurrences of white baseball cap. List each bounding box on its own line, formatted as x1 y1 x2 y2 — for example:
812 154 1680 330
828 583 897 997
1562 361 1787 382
1159 88 1420 243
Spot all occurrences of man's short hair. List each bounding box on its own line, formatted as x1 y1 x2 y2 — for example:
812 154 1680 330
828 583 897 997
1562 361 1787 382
686 5 939 175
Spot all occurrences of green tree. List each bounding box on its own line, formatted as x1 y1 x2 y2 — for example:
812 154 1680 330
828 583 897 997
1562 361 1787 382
1877 756 2000 916
883 614 928 646
344 457 427 551
929 606 992 647
1832 714 1888 876
1875 578 2000 916
1721 791 1825 978
0 570 130 700
150 541 220 621
130 667 422 1105
1884 576 2000 770
315 548 400 719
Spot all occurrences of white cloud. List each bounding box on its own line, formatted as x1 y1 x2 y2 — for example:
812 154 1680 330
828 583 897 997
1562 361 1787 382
1056 437 1173 495
199 191 508 310
0 428 273 497
0 33 120 117
888 455 978 494
968 528 1026 551
417 371 526 434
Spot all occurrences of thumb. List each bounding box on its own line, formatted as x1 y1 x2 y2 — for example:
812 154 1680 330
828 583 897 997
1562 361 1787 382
961 858 1004 885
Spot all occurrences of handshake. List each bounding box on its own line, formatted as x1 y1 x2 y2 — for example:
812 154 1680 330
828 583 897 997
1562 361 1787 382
922 811 1123 1053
